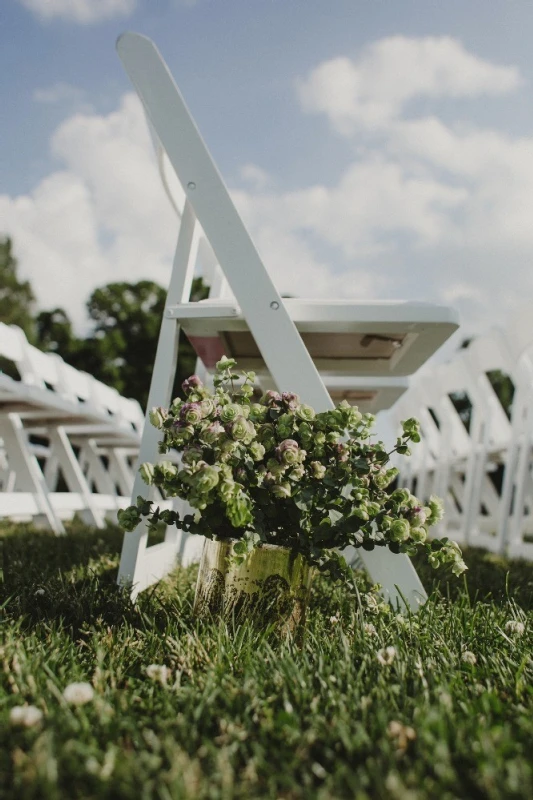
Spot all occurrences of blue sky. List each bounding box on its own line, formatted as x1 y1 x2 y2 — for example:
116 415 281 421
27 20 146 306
3 0 533 340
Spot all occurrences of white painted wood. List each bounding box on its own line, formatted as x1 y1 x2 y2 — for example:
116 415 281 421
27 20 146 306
117 199 199 597
115 32 437 609
0 414 63 533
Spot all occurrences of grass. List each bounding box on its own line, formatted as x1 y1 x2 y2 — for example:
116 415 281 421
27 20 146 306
1 521 532 800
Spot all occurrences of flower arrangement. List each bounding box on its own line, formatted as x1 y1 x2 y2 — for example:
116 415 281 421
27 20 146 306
119 357 467 583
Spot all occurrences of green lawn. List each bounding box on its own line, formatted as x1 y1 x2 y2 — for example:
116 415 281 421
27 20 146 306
1 521 532 800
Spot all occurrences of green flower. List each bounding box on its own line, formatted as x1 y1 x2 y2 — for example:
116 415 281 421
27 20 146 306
276 413 295 439
451 559 468 576
270 482 291 499
230 416 255 443
139 462 155 485
391 488 410 504
220 403 244 424
248 403 268 423
200 421 225 444
200 398 216 418
409 526 427 543
226 490 253 527
310 461 326 480
390 519 410 542
289 464 305 481
180 403 203 426
426 495 445 526
215 356 237 372
181 446 203 465
249 441 266 462
276 439 301 466
156 461 178 481
297 421 314 448
219 478 237 502
296 404 315 422
266 458 287 479
149 406 167 428
374 468 399 489
192 464 219 493
218 439 239 462
258 424 276 451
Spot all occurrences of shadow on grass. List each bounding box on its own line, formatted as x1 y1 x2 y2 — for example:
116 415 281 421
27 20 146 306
1 519 196 637
412 545 533 610
2 522 533 642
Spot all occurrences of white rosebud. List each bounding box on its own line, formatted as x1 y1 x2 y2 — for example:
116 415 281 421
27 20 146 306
377 646 397 666
505 620 525 636
461 650 477 666
9 705 43 727
149 406 167 428
139 462 155 485
145 664 170 684
63 681 94 706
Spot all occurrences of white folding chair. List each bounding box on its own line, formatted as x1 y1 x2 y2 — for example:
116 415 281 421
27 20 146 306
115 33 460 607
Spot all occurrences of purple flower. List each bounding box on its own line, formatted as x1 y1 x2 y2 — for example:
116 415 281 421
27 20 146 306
180 402 203 425
275 439 300 465
182 375 203 396
261 390 282 407
282 391 300 410
335 443 349 463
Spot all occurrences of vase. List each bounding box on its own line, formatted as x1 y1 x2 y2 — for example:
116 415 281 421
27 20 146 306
193 538 313 632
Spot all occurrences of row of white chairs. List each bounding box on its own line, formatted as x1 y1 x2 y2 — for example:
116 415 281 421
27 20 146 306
392 307 533 561
0 322 146 533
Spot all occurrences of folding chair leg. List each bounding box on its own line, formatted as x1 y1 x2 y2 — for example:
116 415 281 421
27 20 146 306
118 200 199 598
0 414 64 534
48 427 106 528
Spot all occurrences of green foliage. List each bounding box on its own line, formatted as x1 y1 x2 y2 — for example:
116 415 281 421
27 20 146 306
0 236 36 343
69 277 208 410
35 307 78 359
121 359 466 582
1 523 532 799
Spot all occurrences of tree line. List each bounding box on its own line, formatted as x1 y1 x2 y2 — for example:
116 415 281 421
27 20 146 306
0 237 208 410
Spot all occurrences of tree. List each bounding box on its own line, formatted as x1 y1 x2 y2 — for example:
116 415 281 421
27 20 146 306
77 277 209 410
35 308 78 359
0 237 36 342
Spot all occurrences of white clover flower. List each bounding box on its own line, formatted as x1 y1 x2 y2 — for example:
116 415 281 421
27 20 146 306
387 720 416 753
34 588 45 597
462 650 477 666
361 695 372 710
63 681 95 706
9 704 43 728
145 664 170 684
377 646 397 666
505 620 525 636
363 623 377 637
329 615 339 625
395 614 408 628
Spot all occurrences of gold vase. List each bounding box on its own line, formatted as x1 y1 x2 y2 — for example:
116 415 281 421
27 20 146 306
193 538 313 632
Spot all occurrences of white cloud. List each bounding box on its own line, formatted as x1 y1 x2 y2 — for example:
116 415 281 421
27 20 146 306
1 94 176 331
4 35 533 344
17 0 136 24
298 36 521 133
292 37 533 331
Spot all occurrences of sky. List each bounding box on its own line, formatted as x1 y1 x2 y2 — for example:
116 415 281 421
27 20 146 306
2 0 533 349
